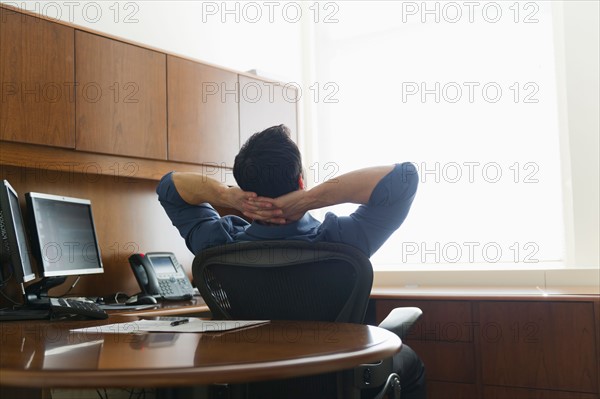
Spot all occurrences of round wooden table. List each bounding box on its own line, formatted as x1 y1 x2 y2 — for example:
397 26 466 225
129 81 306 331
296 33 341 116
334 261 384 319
0 316 401 388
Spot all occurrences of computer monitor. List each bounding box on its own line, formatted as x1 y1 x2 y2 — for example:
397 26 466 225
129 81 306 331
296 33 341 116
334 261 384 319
25 192 104 278
0 180 36 284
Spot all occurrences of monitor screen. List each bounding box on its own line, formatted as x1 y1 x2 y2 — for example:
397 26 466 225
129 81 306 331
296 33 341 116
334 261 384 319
0 180 36 283
26 192 104 278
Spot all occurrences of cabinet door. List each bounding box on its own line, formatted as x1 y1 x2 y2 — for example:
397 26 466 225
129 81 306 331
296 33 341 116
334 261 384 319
238 75 298 146
479 301 598 393
75 31 167 159
167 56 239 167
0 8 75 147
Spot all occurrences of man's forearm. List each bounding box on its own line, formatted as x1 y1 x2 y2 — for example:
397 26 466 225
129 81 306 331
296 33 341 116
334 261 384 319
172 172 247 208
305 165 395 209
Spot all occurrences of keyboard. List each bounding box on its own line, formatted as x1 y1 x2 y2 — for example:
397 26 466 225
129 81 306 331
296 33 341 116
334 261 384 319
50 298 109 320
0 308 50 321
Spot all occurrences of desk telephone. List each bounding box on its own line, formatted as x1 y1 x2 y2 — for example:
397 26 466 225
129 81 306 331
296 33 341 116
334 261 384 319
128 252 194 300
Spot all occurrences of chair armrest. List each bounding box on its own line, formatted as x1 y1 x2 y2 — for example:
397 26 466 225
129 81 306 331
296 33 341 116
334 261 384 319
377 307 422 340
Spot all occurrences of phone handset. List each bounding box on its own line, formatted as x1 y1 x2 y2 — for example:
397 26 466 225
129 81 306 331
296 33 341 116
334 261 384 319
128 253 161 296
128 252 194 300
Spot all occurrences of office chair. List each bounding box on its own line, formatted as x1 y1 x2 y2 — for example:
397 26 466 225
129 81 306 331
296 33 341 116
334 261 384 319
192 240 422 399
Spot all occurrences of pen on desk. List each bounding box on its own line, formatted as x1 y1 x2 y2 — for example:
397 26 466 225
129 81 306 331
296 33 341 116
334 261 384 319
170 319 189 327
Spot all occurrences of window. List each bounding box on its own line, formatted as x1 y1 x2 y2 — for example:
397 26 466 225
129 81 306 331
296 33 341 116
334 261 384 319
311 1 565 269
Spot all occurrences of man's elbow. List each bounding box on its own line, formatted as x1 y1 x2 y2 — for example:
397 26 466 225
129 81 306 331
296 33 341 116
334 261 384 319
397 162 419 197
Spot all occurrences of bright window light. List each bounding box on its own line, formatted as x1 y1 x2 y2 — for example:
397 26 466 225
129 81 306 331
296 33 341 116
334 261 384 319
311 1 565 269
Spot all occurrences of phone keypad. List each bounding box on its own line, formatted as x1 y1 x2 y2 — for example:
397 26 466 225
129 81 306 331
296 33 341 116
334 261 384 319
159 280 175 295
159 277 194 299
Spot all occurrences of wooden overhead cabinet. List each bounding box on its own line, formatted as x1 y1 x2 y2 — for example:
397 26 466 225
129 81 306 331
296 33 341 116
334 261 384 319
75 31 167 160
167 56 240 167
0 8 75 147
1 5 300 170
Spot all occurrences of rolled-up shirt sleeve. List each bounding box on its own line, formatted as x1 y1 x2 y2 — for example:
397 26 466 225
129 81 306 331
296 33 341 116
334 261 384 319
156 172 248 254
321 162 419 257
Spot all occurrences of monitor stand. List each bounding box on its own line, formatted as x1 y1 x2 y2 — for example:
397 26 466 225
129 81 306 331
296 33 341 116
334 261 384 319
24 276 67 307
0 277 66 321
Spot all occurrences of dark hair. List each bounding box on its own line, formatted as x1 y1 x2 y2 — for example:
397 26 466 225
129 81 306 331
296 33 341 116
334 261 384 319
233 124 302 198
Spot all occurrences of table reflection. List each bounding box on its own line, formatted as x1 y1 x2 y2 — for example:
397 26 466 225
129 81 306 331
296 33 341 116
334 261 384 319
44 339 103 370
98 333 199 369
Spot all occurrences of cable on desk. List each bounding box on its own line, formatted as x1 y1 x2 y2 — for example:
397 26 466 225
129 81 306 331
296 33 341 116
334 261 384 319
59 276 82 297
113 292 130 304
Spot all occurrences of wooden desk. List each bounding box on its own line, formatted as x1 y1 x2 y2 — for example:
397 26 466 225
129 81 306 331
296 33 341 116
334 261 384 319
0 316 400 391
368 289 600 399
113 297 211 317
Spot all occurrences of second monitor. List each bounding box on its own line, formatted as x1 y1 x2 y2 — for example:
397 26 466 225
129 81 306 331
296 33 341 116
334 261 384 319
25 192 104 295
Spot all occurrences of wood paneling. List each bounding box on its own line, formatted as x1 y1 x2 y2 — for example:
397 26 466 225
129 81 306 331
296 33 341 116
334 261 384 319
167 56 239 167
428 381 478 399
479 301 598 393
484 386 599 399
238 75 298 144
408 341 475 383
0 8 74 147
75 31 167 159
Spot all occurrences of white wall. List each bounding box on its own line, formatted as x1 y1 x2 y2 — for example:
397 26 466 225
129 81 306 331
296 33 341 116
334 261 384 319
554 0 600 268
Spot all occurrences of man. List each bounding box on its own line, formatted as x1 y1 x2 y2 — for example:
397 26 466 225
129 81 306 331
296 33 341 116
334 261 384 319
157 124 426 398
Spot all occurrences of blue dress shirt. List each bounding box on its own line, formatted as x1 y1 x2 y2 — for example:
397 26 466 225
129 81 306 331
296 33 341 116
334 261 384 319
156 162 418 257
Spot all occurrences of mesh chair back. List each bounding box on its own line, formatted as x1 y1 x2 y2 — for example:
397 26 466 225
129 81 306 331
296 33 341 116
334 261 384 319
193 240 374 323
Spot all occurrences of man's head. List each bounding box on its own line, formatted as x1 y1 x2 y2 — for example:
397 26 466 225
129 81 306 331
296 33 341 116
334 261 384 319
233 124 303 198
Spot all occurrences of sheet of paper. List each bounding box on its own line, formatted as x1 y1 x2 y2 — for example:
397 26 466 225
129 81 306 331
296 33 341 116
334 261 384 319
71 319 269 334
98 303 159 310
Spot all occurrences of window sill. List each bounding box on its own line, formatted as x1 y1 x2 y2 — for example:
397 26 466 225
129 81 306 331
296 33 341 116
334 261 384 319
372 261 573 272
372 266 600 295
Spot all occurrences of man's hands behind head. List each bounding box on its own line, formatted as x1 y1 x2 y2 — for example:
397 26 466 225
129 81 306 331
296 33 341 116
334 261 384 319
242 190 309 225
240 165 398 224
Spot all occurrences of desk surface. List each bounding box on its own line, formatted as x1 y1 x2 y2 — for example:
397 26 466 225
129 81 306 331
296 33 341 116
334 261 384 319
0 316 401 389
113 297 211 317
